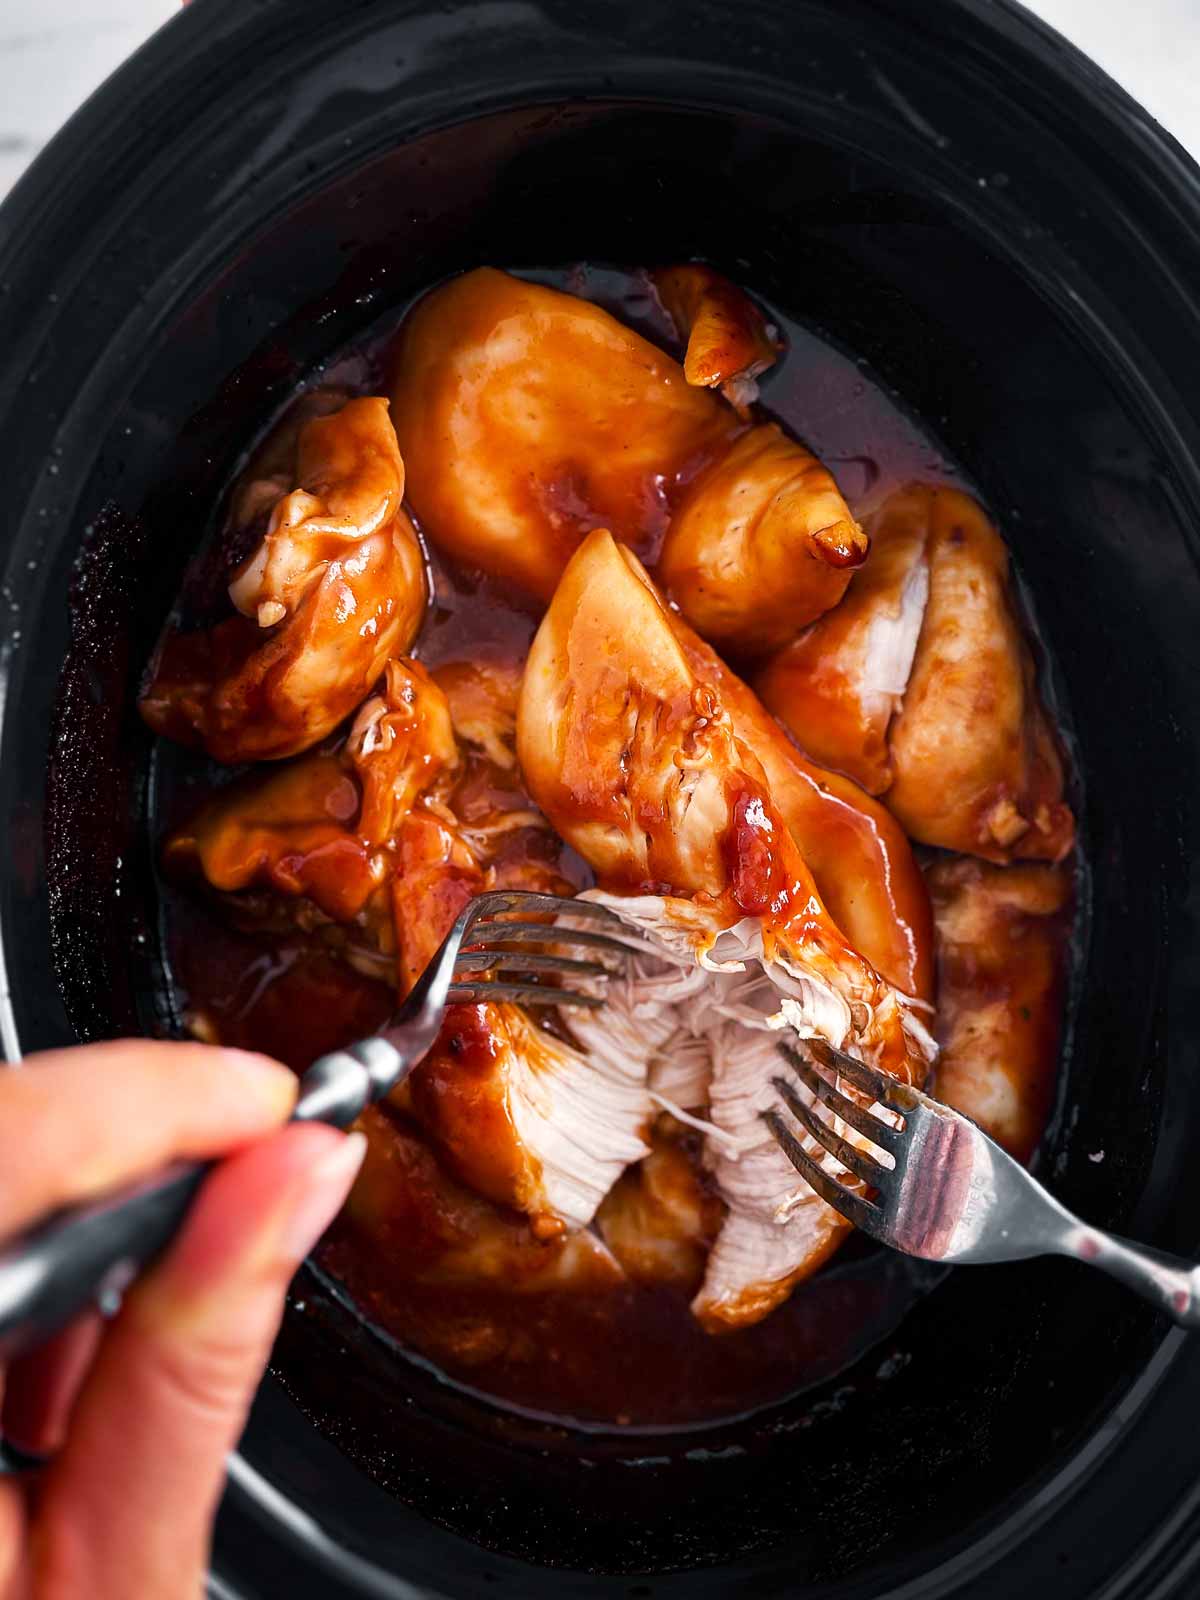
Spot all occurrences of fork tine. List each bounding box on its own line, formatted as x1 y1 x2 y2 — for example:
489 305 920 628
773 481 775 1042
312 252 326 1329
454 950 608 979
806 1036 894 1104
465 891 625 922
447 981 604 1009
770 1075 893 1188
460 922 642 963
779 1043 902 1154
761 1111 882 1234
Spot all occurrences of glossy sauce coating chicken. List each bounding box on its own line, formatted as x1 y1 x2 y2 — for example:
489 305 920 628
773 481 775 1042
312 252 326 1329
141 397 426 762
163 754 382 924
341 1104 625 1295
518 529 934 1328
886 489 1074 862
759 483 1074 863
926 856 1074 1164
754 484 931 793
389 267 731 598
148 262 1078 1426
390 268 864 645
345 658 459 848
667 613 934 1002
658 424 869 653
653 264 781 411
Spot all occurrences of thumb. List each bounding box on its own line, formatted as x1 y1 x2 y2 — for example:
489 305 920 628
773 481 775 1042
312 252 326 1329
29 1123 364 1600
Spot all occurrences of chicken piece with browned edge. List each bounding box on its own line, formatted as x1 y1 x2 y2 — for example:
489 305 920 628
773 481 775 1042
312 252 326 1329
141 397 426 762
517 529 934 1330
390 268 863 647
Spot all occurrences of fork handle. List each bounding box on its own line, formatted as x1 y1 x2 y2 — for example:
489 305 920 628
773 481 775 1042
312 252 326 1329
1055 1223 1200 1328
291 1036 409 1126
0 1161 210 1363
0 1036 413 1364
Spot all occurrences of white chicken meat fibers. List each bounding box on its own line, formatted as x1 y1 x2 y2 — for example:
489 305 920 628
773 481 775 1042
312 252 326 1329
488 1003 653 1231
424 919 721 1234
576 889 935 1330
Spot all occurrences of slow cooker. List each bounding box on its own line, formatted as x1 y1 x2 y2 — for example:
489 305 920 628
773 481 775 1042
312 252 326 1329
2 0 1200 1594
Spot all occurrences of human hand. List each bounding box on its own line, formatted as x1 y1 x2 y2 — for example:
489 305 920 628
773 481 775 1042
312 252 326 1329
0 1040 364 1599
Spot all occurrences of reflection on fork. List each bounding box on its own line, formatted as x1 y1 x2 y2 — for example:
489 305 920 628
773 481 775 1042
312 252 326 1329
764 1036 1200 1328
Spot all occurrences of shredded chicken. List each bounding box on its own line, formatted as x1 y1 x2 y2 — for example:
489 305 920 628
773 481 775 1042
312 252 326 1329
517 529 934 1327
408 999 653 1231
580 891 933 1329
696 1014 850 1326
345 1106 626 1292
346 657 459 848
404 902 722 1238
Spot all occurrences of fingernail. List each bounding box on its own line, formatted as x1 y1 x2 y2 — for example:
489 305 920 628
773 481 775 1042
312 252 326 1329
219 1049 298 1117
279 1132 366 1262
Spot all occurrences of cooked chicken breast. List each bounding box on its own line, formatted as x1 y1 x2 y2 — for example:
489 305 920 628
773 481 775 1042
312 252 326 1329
653 264 780 411
390 267 733 598
517 527 743 895
407 999 652 1230
886 488 1075 862
667 609 935 1002
658 424 868 654
518 530 934 1327
147 260 1084 1377
391 268 860 647
345 1105 627 1292
164 754 383 923
927 855 1073 1162
169 652 463 939
345 657 459 848
387 813 482 995
754 484 931 792
141 397 426 762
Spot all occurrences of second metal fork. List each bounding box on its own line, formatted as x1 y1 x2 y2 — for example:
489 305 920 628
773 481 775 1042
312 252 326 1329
766 1036 1200 1328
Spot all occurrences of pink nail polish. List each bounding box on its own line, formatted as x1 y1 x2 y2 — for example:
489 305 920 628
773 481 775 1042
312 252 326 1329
280 1132 367 1262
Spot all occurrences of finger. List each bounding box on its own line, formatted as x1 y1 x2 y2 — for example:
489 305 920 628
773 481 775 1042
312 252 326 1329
2 1312 104 1456
30 1123 363 1600
0 1040 296 1234
0 1479 25 1600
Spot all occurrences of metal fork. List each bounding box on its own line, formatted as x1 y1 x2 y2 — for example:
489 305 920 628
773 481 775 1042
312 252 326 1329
766 1036 1200 1328
0 890 638 1360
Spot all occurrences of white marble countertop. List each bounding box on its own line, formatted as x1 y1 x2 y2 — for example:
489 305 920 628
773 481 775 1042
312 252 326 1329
1 0 1198 199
